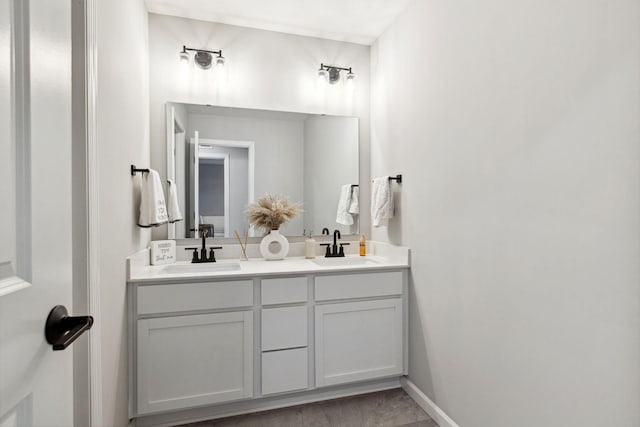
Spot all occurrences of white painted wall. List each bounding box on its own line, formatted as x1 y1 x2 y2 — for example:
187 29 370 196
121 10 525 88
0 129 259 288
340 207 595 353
148 13 371 237
304 116 359 235
96 0 149 425
371 1 640 426
188 112 304 235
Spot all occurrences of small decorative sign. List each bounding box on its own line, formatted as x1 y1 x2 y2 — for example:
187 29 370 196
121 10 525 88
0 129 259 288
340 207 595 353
150 240 176 265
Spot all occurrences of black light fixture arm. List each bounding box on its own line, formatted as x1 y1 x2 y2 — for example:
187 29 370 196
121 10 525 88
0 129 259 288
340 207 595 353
182 45 223 57
319 63 353 73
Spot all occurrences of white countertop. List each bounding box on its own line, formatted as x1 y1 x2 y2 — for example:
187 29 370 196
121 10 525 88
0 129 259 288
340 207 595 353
127 241 410 284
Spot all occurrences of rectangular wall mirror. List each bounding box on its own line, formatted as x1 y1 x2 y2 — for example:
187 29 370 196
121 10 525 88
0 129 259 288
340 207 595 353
165 103 360 239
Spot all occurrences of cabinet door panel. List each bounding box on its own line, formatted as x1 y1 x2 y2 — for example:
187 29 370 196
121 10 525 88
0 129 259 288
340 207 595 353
137 311 253 414
315 299 402 387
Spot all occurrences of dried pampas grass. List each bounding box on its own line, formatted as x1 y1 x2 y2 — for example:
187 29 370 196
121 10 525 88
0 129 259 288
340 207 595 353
247 194 301 232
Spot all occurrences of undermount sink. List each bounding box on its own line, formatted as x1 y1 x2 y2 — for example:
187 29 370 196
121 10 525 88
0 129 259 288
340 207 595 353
160 261 242 274
310 257 379 267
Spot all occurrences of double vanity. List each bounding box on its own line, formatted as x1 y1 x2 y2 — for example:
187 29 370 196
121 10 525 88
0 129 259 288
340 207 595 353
127 241 410 426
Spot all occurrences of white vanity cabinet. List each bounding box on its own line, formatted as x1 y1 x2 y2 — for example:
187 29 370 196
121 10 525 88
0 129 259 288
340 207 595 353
131 279 255 416
314 271 405 387
128 261 408 426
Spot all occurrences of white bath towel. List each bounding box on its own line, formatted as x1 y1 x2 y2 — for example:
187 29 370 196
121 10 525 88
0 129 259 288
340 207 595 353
336 184 354 226
166 179 183 223
348 186 359 215
371 177 393 227
138 169 169 227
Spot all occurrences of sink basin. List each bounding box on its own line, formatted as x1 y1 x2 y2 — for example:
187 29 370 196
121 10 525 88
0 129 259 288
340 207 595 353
310 257 378 267
160 261 241 274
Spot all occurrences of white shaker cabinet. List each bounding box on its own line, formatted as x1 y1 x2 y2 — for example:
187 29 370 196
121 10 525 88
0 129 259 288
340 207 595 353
136 311 254 414
315 298 403 387
128 259 409 425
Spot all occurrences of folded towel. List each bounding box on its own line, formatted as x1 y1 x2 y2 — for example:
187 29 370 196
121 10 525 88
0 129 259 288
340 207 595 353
138 169 169 227
348 186 359 215
336 184 354 226
371 177 393 227
167 179 183 223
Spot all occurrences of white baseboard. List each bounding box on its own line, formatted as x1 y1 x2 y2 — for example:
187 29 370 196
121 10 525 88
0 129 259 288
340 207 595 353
401 377 460 427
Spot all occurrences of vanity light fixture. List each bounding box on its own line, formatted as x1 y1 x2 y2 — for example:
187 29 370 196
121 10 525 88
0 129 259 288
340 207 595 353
179 45 225 71
317 63 356 85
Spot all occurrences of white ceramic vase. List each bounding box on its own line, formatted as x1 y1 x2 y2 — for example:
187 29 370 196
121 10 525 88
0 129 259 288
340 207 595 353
259 229 289 260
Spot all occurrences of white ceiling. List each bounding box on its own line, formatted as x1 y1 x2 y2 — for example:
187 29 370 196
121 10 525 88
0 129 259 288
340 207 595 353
144 0 412 45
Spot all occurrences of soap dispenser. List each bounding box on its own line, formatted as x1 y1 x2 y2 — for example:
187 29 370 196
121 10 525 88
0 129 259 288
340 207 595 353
359 234 366 256
305 231 316 259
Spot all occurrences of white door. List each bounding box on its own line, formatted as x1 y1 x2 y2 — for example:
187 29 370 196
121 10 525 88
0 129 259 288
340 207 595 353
315 299 403 387
0 0 84 426
166 105 176 239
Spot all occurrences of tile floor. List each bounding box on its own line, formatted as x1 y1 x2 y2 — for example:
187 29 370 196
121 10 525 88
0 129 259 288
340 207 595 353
179 388 439 427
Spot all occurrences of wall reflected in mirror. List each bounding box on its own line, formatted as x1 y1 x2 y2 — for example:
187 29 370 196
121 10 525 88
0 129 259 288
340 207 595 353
166 103 359 239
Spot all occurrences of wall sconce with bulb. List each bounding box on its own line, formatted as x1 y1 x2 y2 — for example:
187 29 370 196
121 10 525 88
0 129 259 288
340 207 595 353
317 63 356 86
179 45 225 70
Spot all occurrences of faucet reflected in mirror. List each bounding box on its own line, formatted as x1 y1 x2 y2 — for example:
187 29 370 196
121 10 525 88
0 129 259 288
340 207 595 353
164 102 360 241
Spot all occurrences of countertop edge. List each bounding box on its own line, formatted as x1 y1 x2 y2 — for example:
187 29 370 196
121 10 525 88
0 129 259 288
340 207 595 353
127 262 410 285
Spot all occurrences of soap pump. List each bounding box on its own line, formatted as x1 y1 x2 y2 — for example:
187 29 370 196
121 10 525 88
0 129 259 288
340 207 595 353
305 231 316 259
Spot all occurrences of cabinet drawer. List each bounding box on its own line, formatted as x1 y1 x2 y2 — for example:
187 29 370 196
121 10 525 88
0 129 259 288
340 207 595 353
261 306 307 351
137 280 253 315
261 277 307 305
262 348 308 395
315 271 403 301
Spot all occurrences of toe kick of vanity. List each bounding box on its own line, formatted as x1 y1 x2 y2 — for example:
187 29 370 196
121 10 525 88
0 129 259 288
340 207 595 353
127 268 409 426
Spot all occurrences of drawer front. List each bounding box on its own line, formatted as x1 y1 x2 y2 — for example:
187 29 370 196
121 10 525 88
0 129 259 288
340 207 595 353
261 306 307 351
261 277 308 305
262 348 308 395
315 271 403 301
137 280 253 315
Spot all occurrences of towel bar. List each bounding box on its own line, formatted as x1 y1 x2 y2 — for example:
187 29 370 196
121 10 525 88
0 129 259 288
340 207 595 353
130 164 150 176
371 175 402 183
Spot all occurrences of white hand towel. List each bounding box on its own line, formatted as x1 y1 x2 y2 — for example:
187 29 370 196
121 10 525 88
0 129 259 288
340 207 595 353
348 186 359 215
336 184 354 226
167 179 183 223
138 169 169 227
371 177 393 227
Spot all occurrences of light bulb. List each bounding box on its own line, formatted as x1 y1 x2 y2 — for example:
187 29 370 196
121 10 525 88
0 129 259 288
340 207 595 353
317 68 328 86
179 50 189 75
346 71 356 90
216 55 225 69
